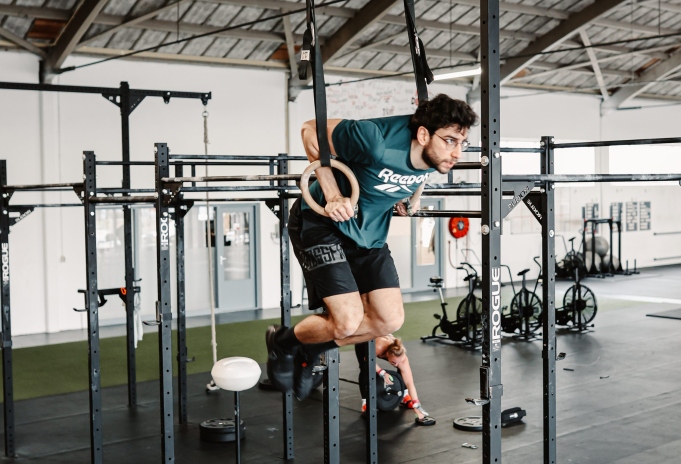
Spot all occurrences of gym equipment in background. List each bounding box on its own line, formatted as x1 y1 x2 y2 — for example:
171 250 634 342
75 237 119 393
454 407 526 431
449 217 470 239
420 263 482 350
584 252 602 276
453 416 483 431
501 407 527 428
74 285 141 312
341 370 405 412
582 218 628 277
201 357 261 463
500 257 543 340
585 236 609 257
556 263 598 332
454 264 484 348
556 236 586 280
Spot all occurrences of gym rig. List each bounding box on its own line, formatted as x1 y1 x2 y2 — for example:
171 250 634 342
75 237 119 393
1 3 680 464
0 82 211 461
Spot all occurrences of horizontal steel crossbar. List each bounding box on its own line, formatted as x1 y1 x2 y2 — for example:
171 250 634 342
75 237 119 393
168 154 308 161
453 162 482 169
99 188 155 194
163 174 302 183
9 203 82 208
3 182 83 190
181 186 295 192
96 161 273 167
407 210 481 218
553 137 681 149
503 173 681 182
465 147 543 153
0 82 211 101
89 196 156 204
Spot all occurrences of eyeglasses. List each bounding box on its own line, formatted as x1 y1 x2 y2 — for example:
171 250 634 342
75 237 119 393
434 133 470 151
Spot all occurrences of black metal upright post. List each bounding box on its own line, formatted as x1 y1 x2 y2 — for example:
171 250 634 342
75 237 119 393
323 348 340 464
174 164 189 424
0 162 15 458
277 158 294 459
480 0 503 463
154 143 175 462
365 339 378 464
120 81 138 406
540 136 558 463
83 152 104 464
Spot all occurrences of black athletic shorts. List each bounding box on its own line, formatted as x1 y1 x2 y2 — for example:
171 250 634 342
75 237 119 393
288 199 400 311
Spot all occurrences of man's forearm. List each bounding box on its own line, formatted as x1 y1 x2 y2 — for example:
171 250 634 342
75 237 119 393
302 125 344 201
410 182 426 203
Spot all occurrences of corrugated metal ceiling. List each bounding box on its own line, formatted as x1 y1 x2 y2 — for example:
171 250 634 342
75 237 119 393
0 0 680 105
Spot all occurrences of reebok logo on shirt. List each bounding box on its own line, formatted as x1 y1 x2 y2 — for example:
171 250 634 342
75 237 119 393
374 168 429 194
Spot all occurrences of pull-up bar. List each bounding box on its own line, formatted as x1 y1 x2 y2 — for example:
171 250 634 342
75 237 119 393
553 136 681 149
0 81 211 105
504 173 681 183
3 182 82 191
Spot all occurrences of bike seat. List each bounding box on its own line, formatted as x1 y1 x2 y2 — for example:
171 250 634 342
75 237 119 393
463 275 474 282
429 276 443 285
568 237 576 243
517 268 530 277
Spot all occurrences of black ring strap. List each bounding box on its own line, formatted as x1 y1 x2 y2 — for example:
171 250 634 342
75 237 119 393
403 0 434 103
299 0 332 168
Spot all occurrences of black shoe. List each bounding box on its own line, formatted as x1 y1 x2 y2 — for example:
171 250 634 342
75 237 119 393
266 325 295 392
293 348 317 401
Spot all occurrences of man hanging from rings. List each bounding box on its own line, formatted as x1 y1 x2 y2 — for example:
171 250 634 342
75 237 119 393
266 94 479 401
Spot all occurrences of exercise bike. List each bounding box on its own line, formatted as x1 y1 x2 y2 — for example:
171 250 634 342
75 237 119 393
556 236 586 280
420 262 482 349
556 263 598 332
500 257 543 341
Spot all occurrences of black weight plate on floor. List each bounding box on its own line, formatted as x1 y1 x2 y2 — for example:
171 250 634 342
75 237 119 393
312 370 324 389
453 416 483 431
376 370 404 411
258 378 277 391
199 419 246 443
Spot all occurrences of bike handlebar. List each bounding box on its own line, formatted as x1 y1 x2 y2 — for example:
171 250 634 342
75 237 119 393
460 262 477 275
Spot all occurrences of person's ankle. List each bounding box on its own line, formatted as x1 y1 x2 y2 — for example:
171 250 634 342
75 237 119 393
276 326 302 353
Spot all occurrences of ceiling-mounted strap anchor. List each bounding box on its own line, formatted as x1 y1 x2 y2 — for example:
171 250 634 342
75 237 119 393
298 27 313 80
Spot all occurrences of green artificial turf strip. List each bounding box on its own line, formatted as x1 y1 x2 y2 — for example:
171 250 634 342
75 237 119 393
5 295 644 401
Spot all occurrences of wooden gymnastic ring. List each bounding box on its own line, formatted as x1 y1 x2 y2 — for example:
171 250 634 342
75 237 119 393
299 160 360 217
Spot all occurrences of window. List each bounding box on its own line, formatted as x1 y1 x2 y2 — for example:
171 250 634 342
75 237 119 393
609 144 681 185
499 140 595 187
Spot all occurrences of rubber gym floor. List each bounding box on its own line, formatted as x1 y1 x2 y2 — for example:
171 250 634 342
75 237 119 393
2 265 680 463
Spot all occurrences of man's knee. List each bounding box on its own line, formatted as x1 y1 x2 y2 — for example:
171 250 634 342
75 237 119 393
375 306 404 335
331 311 363 339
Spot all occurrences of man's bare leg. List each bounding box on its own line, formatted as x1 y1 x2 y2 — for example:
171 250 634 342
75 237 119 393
268 288 404 398
291 292 364 343
334 288 405 346
291 288 404 345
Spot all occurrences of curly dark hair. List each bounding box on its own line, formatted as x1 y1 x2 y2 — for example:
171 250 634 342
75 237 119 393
408 94 479 139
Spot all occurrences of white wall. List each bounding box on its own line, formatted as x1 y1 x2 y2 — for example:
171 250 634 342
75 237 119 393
1 51 288 335
1 49 680 335
442 88 681 286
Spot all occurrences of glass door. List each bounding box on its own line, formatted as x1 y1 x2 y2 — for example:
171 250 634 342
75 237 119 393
215 204 258 311
411 199 442 290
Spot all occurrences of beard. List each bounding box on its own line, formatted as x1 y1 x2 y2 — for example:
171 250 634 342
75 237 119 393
422 143 452 174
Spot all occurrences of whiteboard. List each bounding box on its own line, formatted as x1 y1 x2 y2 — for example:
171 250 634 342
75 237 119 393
326 78 419 120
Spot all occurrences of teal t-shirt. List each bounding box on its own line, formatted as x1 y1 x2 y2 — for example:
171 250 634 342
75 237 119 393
301 115 434 249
